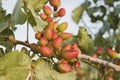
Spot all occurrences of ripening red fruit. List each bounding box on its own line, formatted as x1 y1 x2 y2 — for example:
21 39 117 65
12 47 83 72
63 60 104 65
91 53 97 58
61 44 71 52
58 8 66 17
43 5 52 16
39 37 48 46
52 30 58 39
45 17 53 22
39 13 47 20
96 46 103 56
35 32 41 40
44 29 52 40
106 48 118 59
74 61 80 68
52 37 63 48
71 43 78 49
61 49 78 60
59 32 71 40
46 21 54 30
49 0 61 7
72 43 81 54
53 22 58 29
39 46 52 57
107 76 113 80
57 61 72 73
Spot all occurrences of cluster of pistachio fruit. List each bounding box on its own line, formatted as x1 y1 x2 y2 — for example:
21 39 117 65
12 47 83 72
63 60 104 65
32 0 81 73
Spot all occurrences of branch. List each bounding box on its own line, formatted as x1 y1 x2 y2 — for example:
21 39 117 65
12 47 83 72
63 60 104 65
1 38 120 71
77 54 120 72
0 38 30 48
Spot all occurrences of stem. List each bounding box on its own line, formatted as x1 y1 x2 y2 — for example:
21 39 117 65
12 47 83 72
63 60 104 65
26 22 29 43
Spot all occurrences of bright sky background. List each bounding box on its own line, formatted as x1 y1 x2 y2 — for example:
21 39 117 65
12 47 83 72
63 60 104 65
1 0 82 41
1 0 102 49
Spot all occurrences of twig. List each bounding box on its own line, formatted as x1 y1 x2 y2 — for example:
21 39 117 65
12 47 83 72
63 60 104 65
5 38 30 48
26 22 29 43
78 54 120 71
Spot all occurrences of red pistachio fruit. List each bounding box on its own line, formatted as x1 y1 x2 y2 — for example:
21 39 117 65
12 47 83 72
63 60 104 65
49 0 61 7
43 5 52 16
61 44 71 52
74 61 80 68
44 29 52 40
52 30 58 39
35 32 42 40
72 43 81 54
45 17 53 22
57 61 72 73
59 32 71 40
96 46 103 56
39 46 52 57
106 48 118 59
52 37 63 48
39 37 48 46
58 8 66 17
39 13 47 20
46 21 54 30
107 76 113 80
91 53 97 58
61 49 78 60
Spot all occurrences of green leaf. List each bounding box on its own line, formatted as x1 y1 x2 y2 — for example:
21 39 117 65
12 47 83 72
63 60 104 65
0 50 31 80
0 28 15 52
99 21 110 35
114 5 120 16
27 0 48 15
11 0 26 25
94 34 112 49
0 10 6 23
104 0 114 6
34 59 76 80
93 0 97 3
107 12 118 30
0 48 4 57
117 21 120 40
26 9 37 27
87 7 98 16
32 17 47 32
0 0 3 10
87 6 106 22
0 28 15 40
86 7 98 22
22 0 48 31
100 6 106 17
62 36 76 45
77 27 94 54
72 1 91 24
94 34 105 47
0 22 8 33
0 41 13 49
